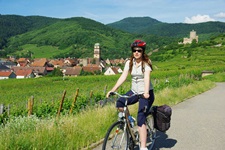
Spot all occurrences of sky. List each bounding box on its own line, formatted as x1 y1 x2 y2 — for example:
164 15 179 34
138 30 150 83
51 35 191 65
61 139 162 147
1 0 225 24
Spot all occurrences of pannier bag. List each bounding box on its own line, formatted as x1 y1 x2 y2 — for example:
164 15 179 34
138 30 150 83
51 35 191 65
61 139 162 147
153 105 172 132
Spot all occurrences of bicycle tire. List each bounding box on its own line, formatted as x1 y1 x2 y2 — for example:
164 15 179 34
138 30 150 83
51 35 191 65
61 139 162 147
146 115 157 150
102 121 129 150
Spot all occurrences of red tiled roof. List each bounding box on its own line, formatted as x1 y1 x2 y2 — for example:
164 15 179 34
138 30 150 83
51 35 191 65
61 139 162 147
46 67 54 71
15 69 33 76
17 58 27 62
49 59 64 67
65 66 82 76
82 64 101 73
111 67 119 74
0 71 12 77
12 66 47 75
31 58 47 67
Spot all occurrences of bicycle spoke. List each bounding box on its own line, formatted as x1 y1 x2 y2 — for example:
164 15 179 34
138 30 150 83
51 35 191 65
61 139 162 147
102 121 129 150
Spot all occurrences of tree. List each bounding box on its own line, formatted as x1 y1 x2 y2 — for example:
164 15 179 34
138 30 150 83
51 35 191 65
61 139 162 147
51 68 63 77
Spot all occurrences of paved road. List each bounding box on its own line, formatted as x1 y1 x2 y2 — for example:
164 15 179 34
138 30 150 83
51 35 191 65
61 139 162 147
93 82 225 150
154 82 225 150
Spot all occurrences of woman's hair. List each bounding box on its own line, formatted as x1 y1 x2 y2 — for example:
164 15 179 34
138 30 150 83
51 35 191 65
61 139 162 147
128 52 153 73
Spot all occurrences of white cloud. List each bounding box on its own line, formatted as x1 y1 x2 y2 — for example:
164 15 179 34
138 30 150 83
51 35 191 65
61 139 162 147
214 12 225 18
184 14 215 24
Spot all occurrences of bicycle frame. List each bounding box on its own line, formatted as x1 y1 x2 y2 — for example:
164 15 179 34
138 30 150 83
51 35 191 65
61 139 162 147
111 92 140 145
102 92 156 150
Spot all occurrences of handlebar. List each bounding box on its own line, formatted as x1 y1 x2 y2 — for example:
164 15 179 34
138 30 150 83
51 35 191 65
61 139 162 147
109 92 143 99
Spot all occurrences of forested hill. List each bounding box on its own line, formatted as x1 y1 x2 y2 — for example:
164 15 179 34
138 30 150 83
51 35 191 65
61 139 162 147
0 15 177 59
107 17 225 37
0 15 59 38
0 15 224 59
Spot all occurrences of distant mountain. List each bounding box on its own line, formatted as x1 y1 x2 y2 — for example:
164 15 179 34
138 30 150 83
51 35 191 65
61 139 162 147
0 15 59 38
107 17 162 33
107 17 225 38
1 15 178 59
0 15 59 51
1 15 224 59
1 16 136 59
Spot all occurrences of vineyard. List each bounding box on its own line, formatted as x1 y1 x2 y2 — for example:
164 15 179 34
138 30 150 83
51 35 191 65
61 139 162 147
1 71 225 149
0 35 225 149
0 64 224 118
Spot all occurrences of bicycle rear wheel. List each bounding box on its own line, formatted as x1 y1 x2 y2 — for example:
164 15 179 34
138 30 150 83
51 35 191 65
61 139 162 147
146 115 157 150
102 121 129 150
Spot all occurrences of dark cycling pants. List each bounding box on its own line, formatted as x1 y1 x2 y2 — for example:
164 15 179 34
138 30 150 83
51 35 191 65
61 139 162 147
116 90 154 127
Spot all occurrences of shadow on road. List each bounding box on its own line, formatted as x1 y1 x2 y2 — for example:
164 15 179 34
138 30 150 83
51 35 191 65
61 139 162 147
132 131 177 150
152 131 177 149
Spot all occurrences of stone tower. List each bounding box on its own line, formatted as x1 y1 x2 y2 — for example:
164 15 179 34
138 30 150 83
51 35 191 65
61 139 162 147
190 30 196 39
94 43 100 65
183 30 198 44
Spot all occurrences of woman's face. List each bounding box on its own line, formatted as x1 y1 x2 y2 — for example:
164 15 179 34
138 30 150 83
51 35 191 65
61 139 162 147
132 47 143 60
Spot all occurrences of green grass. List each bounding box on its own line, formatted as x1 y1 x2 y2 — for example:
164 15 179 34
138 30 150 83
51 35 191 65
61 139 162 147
12 44 72 58
0 79 216 150
203 72 225 82
1 38 225 149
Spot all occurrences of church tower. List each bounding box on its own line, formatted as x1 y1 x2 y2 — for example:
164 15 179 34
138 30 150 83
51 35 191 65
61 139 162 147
94 43 100 65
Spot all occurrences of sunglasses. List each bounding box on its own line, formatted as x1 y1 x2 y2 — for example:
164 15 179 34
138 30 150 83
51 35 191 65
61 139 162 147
132 49 142 53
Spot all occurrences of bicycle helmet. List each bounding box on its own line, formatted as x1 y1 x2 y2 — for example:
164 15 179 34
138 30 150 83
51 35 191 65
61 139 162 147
131 40 146 51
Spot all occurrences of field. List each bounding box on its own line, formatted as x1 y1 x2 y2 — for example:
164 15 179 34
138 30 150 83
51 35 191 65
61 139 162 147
12 44 72 58
1 73 225 149
0 36 225 149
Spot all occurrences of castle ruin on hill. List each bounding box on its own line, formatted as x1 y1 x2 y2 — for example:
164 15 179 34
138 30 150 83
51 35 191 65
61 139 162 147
183 30 198 44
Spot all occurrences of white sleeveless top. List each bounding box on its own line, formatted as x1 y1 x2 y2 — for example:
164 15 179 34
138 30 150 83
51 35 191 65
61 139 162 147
124 59 153 94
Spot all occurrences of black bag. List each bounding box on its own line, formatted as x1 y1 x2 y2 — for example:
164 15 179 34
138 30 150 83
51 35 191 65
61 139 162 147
153 105 172 132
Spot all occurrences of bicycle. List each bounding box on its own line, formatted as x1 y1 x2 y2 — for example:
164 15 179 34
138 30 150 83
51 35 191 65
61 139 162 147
102 92 157 150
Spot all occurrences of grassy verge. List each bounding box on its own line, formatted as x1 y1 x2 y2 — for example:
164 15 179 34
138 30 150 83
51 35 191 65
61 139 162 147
202 72 225 82
0 79 216 150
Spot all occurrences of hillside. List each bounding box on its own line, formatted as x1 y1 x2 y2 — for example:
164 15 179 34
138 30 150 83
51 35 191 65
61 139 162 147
150 33 225 71
1 15 225 59
4 17 135 59
107 17 225 38
1 15 176 59
0 15 59 48
107 17 162 33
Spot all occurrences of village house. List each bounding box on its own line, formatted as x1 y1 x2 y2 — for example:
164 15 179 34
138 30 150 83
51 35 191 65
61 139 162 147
104 67 121 75
15 69 35 79
117 67 123 73
0 43 129 79
0 71 16 80
49 59 65 68
0 64 11 72
64 66 82 76
12 66 47 77
1 61 17 69
31 58 48 67
78 58 94 66
31 58 54 74
105 58 111 65
17 58 30 67
82 64 102 74
64 58 78 67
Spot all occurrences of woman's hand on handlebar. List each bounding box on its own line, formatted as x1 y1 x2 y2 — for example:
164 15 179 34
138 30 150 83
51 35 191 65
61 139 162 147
106 91 114 98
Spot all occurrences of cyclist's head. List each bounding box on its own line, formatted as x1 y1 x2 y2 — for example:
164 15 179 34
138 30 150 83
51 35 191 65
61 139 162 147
131 40 146 52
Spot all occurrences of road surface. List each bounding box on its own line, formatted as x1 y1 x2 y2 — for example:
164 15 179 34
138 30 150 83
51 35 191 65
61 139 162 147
154 82 225 150
92 82 225 150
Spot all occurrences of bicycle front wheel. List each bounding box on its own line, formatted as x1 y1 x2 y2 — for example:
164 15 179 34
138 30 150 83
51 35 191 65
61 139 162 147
102 121 129 150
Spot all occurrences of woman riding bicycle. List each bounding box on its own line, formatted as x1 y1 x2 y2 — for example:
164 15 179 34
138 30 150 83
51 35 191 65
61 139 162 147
107 40 155 150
